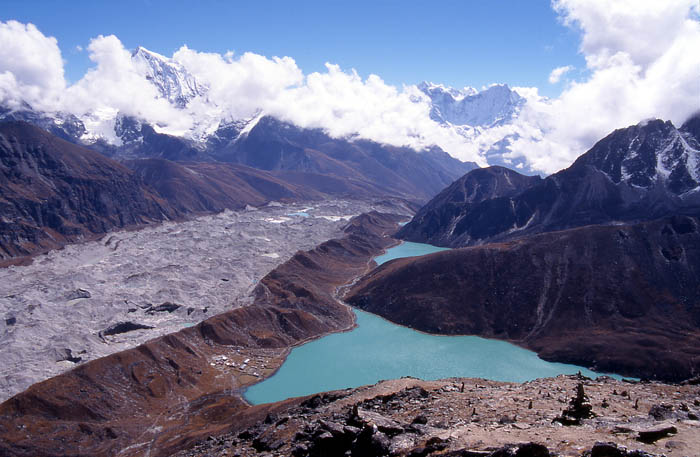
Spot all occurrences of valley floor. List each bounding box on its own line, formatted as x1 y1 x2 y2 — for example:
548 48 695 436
0 199 410 402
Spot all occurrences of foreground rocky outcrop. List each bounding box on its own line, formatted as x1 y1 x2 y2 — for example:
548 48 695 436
176 375 700 457
348 215 700 382
0 212 402 457
398 116 700 247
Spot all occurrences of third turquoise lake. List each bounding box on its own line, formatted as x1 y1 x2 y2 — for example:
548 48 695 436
244 241 623 405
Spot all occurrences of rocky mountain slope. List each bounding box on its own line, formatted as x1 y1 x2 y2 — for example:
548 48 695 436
1 105 477 203
210 115 476 201
0 121 176 260
125 158 324 213
396 166 542 246
348 215 700 382
398 115 700 247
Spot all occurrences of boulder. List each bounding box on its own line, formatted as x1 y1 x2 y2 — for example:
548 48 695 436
100 321 155 338
65 288 91 300
145 302 181 314
52 348 82 363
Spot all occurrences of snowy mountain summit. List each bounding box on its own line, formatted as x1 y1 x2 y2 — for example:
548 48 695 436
131 46 207 108
577 116 700 195
418 82 525 128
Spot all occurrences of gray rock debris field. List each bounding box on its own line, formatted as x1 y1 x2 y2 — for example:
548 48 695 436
0 199 411 402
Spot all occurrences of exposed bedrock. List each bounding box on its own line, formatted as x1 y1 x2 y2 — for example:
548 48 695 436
0 211 402 457
347 216 700 382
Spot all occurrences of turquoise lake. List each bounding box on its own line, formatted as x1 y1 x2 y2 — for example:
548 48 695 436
244 241 621 405
372 240 450 266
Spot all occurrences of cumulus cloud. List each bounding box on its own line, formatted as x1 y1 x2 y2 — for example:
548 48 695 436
170 46 486 163
548 65 573 84
0 20 65 111
552 0 697 69
500 0 700 173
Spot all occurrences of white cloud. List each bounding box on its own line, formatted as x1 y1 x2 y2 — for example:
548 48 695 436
65 35 188 135
548 65 573 84
552 0 696 69
172 47 487 163
499 0 700 173
0 21 65 111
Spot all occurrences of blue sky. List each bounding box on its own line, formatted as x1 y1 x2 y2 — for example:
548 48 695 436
2 0 584 96
2 1 698 173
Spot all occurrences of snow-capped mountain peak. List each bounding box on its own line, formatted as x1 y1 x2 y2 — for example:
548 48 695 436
419 81 525 128
577 117 700 194
417 81 477 102
131 46 207 108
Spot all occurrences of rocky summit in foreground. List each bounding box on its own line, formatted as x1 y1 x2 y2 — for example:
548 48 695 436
177 375 700 457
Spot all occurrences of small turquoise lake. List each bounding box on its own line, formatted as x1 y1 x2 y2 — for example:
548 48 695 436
244 241 621 405
372 241 450 266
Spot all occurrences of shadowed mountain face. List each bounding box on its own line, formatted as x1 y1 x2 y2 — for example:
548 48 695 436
125 159 323 214
0 121 177 260
399 116 700 247
396 166 542 246
348 215 700 382
210 116 478 202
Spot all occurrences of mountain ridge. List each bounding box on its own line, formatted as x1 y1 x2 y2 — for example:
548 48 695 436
398 115 700 247
350 214 700 382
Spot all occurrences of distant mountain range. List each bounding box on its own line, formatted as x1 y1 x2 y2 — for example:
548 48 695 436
0 45 533 172
399 114 700 247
